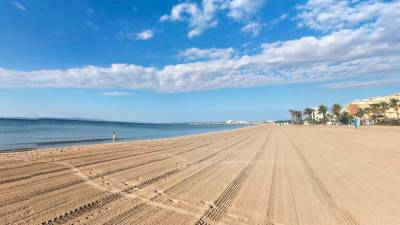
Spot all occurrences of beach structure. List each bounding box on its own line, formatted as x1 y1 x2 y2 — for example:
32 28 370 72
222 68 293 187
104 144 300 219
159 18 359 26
225 120 249 124
345 92 400 119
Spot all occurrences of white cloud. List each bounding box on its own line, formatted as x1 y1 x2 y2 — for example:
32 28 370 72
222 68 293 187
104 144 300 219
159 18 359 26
12 1 26 11
1 0 399 93
160 0 265 37
325 79 400 89
160 1 219 38
84 21 99 31
270 14 288 27
178 47 235 61
225 0 265 20
136 29 154 40
297 0 399 32
241 22 263 37
102 91 132 96
87 8 95 15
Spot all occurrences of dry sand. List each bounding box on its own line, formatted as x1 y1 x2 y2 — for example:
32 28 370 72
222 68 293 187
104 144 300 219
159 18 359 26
1 125 400 225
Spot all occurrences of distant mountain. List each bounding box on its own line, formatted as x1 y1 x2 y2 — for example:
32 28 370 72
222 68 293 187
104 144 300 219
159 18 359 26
0 117 227 125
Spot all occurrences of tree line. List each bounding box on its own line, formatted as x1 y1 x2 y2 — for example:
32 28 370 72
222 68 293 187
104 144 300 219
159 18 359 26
289 104 340 125
289 98 399 125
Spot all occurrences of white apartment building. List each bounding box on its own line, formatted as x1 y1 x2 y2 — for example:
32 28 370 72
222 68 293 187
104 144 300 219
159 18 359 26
311 107 325 122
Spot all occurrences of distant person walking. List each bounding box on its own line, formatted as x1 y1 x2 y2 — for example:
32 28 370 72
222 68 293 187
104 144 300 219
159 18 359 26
112 131 117 143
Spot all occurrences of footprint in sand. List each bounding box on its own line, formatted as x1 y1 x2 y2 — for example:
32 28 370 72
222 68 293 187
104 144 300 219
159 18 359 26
155 190 163 195
201 200 216 208
168 198 178 203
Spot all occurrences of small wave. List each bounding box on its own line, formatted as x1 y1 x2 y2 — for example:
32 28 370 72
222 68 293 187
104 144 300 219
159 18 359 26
36 138 112 146
0 147 36 152
0 138 134 151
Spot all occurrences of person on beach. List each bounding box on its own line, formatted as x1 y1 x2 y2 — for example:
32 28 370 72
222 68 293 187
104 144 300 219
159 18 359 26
112 131 117 143
354 117 359 129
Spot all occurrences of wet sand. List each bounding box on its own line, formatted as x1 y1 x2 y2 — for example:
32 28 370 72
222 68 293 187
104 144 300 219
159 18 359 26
1 125 400 225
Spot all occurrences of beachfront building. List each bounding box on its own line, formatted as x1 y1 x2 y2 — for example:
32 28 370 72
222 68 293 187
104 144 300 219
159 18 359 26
225 120 249 124
311 107 324 123
346 92 400 119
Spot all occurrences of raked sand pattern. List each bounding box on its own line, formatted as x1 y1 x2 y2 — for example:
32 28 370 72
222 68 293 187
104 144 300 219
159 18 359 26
1 125 400 225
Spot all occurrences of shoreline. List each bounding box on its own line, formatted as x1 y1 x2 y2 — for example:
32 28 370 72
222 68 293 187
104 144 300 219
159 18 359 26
2 124 398 154
3 123 399 154
0 124 257 156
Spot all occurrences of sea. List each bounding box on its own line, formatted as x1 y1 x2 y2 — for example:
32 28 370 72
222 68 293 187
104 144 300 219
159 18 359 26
0 118 246 151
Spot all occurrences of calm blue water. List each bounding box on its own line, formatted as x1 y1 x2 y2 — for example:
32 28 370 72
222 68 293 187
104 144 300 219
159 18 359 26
0 118 244 151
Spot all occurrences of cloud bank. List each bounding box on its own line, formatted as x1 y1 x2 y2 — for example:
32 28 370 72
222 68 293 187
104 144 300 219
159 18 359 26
325 79 400 89
177 47 235 61
1 0 399 92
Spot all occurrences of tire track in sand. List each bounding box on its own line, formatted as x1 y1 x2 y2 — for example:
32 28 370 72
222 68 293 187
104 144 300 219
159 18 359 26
37 131 258 225
0 142 195 185
264 139 278 225
194 132 270 225
288 136 360 225
101 133 259 225
0 141 183 172
0 142 213 208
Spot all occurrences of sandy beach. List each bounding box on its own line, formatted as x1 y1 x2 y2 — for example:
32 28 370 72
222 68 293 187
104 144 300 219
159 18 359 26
1 125 400 225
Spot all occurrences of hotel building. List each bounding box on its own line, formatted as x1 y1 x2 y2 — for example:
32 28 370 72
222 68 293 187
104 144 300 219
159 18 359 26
345 92 400 119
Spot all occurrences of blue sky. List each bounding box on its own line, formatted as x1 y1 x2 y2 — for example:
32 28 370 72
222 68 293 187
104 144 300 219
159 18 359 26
0 0 399 122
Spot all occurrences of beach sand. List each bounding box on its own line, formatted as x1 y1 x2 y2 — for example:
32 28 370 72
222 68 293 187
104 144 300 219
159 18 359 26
1 125 400 225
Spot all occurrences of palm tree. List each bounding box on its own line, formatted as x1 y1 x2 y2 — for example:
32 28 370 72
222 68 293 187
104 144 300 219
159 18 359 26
369 103 380 121
290 110 301 124
303 108 314 124
354 108 364 118
364 107 371 120
389 98 399 119
295 111 302 124
311 108 315 123
331 104 342 123
340 111 352 125
379 101 389 119
289 110 295 124
318 105 328 124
